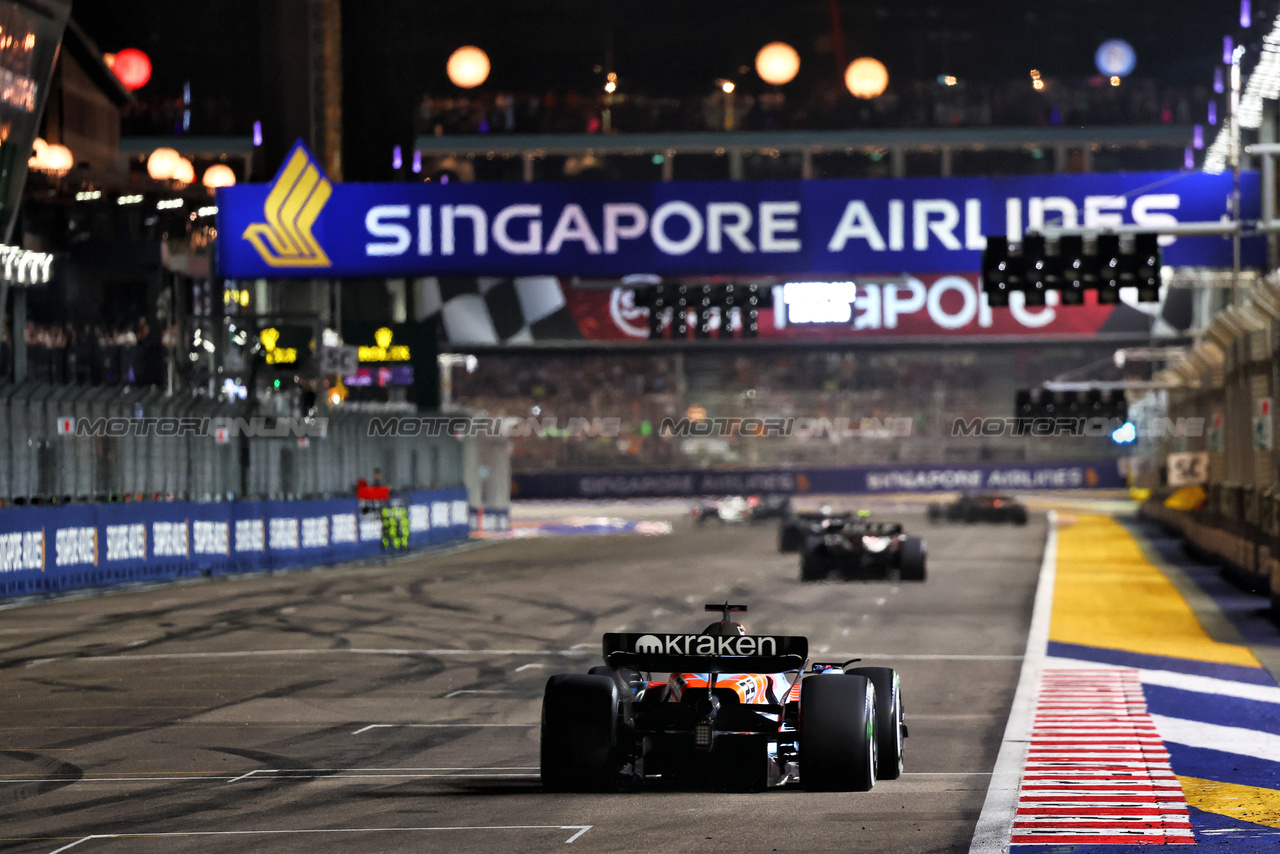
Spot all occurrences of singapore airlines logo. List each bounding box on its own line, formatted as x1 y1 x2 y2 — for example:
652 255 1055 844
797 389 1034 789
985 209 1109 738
242 143 332 268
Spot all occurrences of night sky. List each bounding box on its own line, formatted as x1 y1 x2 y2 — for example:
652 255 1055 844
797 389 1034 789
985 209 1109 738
72 0 1246 178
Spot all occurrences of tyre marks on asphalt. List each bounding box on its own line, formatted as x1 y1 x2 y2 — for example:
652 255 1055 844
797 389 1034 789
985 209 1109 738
1010 667 1193 845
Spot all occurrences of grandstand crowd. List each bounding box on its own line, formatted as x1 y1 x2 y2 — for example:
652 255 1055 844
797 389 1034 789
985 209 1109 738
451 346 1118 471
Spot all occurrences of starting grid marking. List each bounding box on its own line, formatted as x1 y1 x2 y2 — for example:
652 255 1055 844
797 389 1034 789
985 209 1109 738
38 825 593 852
1011 667 1193 846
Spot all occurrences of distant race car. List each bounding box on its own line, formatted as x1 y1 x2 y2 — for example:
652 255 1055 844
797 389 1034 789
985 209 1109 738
783 510 927 582
541 603 907 793
927 492 1028 525
692 494 792 525
778 507 871 553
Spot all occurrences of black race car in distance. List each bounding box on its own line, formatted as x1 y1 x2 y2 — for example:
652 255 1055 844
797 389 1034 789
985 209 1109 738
927 492 1028 525
779 508 871 553
540 603 907 793
789 512 927 582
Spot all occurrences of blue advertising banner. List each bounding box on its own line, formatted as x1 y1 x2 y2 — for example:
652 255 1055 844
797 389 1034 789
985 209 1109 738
510 460 1125 500
0 488 473 600
217 143 1258 279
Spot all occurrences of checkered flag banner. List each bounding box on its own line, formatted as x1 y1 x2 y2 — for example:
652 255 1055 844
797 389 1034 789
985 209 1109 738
414 276 583 345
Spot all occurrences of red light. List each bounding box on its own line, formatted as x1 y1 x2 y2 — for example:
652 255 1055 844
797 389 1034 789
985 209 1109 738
747 495 760 507
112 48 151 91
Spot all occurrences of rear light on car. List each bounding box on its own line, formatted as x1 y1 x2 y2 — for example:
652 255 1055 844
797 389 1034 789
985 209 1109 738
861 535 892 553
694 722 713 749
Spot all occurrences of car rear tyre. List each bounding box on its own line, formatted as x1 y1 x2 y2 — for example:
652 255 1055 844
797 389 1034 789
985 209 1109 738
1011 506 1028 526
800 552 828 582
779 520 803 553
846 667 905 780
800 674 877 791
898 537 927 581
541 674 619 792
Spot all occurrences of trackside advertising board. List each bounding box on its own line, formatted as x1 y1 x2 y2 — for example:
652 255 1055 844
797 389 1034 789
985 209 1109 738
0 488 470 599
218 142 1258 279
510 460 1125 500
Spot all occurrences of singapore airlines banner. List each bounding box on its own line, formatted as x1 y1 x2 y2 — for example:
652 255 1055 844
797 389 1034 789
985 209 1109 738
218 143 1259 279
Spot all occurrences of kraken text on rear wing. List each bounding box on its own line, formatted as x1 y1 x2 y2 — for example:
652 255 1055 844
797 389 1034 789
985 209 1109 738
602 632 808 674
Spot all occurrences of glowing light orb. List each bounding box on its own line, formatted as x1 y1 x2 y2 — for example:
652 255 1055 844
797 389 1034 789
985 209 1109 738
755 42 800 86
845 57 888 99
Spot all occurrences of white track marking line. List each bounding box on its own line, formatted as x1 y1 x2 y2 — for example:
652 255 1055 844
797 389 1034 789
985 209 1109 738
72 648 596 663
564 826 592 843
444 689 512 698
0 763 540 778
46 839 95 854
1039 658 1280 707
226 768 277 783
839 660 1018 665
351 723 536 734
1150 714 1280 762
4 772 543 784
38 824 588 850
969 510 1057 854
1137 669 1280 704
40 825 592 852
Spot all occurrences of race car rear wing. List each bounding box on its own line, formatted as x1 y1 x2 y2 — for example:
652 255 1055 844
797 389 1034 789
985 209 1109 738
848 521 903 536
602 632 808 674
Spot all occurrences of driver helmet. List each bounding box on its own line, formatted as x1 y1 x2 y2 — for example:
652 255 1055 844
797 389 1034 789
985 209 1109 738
702 620 747 636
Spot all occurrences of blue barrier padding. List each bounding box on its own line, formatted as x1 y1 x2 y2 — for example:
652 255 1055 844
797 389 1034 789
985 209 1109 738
0 488 472 600
511 460 1126 500
406 487 470 546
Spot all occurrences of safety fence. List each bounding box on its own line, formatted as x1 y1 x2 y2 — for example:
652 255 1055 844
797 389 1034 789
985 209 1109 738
0 382 466 505
512 459 1126 500
1142 492 1277 610
1134 274 1280 617
0 487 476 599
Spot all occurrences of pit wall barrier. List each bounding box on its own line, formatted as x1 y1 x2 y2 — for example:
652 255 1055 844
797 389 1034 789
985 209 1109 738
511 459 1125 501
1141 492 1279 613
0 487 471 599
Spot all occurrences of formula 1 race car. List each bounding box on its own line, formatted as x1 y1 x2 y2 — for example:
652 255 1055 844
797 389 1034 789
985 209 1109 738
778 507 871 552
926 492 1028 525
541 603 906 793
787 511 927 582
692 494 792 526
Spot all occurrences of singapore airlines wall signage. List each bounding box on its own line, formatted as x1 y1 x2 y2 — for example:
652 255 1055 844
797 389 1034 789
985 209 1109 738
218 142 1258 279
